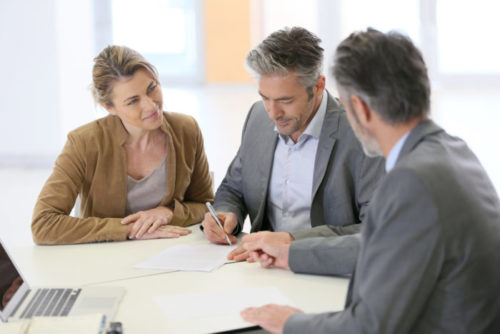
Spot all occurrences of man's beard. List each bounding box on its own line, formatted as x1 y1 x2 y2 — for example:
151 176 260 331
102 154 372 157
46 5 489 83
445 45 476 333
352 122 383 158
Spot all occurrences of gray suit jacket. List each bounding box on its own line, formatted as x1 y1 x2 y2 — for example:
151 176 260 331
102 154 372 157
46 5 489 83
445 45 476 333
214 92 385 242
286 120 500 333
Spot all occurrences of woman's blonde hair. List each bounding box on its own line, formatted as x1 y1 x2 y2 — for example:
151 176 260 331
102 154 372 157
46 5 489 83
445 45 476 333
91 45 159 106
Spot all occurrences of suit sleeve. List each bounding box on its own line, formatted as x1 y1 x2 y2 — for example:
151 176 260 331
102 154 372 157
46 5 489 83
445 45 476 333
212 106 257 234
290 224 361 239
31 133 127 245
284 170 444 334
289 234 361 276
170 119 215 226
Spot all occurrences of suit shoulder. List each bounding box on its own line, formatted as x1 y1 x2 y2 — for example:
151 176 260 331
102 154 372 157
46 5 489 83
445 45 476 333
164 111 202 138
67 116 114 142
390 134 474 204
335 109 351 134
241 100 273 132
61 116 122 163
396 133 463 178
164 111 195 123
323 96 352 137
327 108 364 151
247 100 268 120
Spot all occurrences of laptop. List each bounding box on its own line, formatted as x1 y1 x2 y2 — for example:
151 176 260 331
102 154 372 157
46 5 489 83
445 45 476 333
0 239 125 323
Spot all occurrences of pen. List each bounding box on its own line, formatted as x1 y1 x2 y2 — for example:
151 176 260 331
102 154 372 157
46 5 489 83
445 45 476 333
99 315 107 334
205 202 232 245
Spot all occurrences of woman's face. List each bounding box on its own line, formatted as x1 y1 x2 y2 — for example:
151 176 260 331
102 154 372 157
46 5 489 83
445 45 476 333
104 68 163 132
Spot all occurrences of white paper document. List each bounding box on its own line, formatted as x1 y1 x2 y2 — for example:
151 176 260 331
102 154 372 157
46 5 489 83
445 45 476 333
154 286 295 318
134 243 238 272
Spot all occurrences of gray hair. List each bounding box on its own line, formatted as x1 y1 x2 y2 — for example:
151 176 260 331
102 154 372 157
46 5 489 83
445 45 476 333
332 28 430 124
246 27 324 97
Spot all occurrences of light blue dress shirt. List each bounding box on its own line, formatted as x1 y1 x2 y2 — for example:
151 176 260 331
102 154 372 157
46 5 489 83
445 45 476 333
385 132 410 172
267 91 327 232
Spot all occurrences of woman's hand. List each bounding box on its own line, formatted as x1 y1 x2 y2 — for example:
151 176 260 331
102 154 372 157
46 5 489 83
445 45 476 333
138 225 191 240
122 206 174 239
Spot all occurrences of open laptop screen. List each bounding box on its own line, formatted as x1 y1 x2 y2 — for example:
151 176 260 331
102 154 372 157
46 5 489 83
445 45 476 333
0 242 24 312
0 240 124 323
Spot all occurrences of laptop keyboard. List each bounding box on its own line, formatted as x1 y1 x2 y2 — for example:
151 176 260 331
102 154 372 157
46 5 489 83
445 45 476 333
19 288 81 319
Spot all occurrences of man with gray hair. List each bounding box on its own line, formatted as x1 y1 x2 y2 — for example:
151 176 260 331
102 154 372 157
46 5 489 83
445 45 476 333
241 28 500 333
201 26 384 270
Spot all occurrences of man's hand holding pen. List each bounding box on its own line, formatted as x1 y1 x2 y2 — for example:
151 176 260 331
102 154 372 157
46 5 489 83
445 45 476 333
202 203 239 245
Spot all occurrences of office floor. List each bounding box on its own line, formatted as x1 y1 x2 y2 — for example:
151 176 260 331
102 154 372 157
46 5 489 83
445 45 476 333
1 84 499 250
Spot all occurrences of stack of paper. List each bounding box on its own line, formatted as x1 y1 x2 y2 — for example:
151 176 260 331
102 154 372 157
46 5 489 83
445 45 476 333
134 243 238 272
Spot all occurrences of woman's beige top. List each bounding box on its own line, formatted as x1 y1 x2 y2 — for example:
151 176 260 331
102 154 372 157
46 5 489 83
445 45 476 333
126 157 167 216
32 112 214 245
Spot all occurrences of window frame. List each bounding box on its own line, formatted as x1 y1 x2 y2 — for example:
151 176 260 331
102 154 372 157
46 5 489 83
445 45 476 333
93 0 205 85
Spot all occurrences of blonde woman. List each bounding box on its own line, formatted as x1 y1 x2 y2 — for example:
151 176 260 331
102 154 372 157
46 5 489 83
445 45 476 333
32 45 213 244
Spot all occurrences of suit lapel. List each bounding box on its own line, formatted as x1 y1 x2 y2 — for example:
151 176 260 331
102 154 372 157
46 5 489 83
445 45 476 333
258 133 279 188
160 113 176 204
110 115 132 217
312 93 341 198
254 119 279 228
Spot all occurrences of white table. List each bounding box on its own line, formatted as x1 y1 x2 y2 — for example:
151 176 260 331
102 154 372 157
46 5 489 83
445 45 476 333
98 260 349 333
9 226 212 286
7 225 349 333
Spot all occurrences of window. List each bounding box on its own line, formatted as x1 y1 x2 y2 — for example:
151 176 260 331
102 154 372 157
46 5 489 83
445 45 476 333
335 0 500 87
436 0 500 74
339 0 420 44
95 0 203 83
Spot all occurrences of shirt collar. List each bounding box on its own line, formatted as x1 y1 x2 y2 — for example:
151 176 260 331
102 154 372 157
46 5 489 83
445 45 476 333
303 90 327 139
274 90 327 142
385 131 410 172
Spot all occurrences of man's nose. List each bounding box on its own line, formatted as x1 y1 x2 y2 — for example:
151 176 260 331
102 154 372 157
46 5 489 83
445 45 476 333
266 101 282 120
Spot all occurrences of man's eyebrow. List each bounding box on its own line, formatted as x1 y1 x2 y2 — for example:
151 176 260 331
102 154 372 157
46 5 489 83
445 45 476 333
275 96 293 101
258 92 293 101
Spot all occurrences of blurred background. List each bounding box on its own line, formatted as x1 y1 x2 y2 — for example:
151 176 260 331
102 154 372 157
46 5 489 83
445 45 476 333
1 0 499 247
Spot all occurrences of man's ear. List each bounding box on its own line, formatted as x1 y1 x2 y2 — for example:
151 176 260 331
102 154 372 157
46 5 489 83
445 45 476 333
314 75 326 92
350 95 372 126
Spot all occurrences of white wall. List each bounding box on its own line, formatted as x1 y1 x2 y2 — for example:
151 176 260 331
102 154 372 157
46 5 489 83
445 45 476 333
55 0 96 147
0 1 60 165
250 0 342 93
1 0 499 193
0 0 95 167
1 0 335 168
